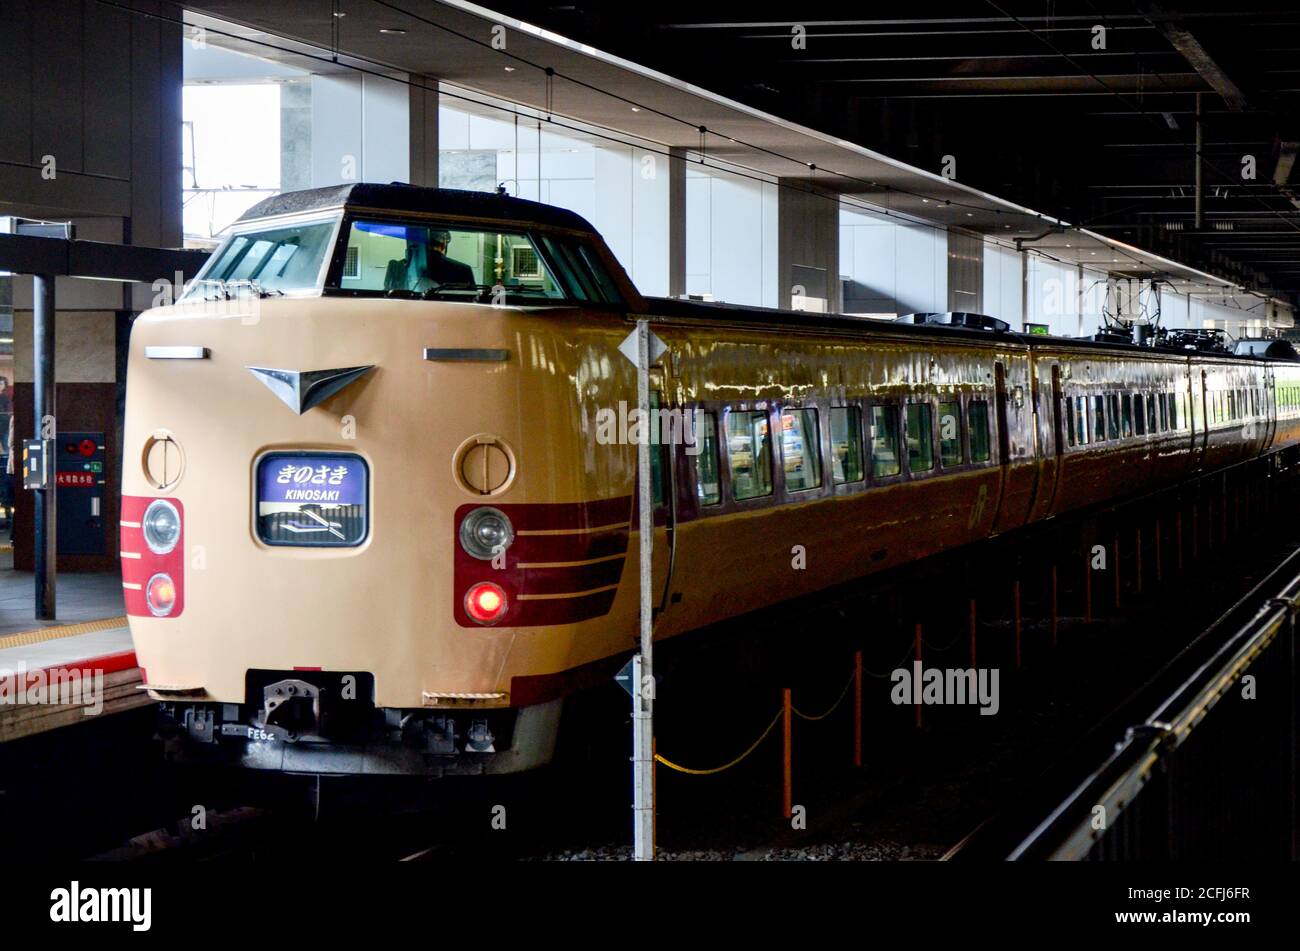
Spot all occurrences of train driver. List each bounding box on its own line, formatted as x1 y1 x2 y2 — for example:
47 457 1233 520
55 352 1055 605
413 229 475 291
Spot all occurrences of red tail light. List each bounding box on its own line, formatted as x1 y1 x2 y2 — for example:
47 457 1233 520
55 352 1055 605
464 582 507 624
146 573 177 617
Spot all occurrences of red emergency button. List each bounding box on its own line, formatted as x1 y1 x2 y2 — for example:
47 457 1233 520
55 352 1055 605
79 439 96 457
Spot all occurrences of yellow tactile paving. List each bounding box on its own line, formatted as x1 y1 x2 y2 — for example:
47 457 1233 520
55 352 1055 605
0 616 130 651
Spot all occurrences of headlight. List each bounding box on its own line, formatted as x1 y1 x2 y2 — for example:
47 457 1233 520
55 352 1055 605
142 499 181 555
459 506 513 560
146 573 177 617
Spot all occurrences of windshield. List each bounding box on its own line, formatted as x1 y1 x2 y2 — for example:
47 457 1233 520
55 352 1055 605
183 218 336 299
335 218 624 306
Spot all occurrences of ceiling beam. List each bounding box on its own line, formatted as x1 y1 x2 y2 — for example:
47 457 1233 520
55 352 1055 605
1140 2 1249 111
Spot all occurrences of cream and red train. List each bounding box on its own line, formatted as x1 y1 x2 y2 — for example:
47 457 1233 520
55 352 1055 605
121 183 1300 775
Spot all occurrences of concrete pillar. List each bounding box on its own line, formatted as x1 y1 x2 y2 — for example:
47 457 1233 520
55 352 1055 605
668 147 688 298
409 75 439 188
946 229 983 313
777 181 840 313
280 80 313 193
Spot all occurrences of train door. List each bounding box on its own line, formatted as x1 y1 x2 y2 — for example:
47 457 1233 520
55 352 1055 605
1193 368 1208 471
1025 359 1064 522
647 364 679 619
990 358 1037 533
1263 365 1277 453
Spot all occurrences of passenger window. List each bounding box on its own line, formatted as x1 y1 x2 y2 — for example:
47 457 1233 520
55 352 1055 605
695 411 720 506
870 405 901 477
1075 396 1088 444
830 406 864 484
938 401 963 465
1147 394 1157 433
968 400 991 462
1158 392 1168 431
906 403 934 473
1107 395 1120 440
1092 396 1106 442
726 410 773 501
1122 395 1134 438
1064 398 1076 448
780 408 822 492
1133 394 1145 436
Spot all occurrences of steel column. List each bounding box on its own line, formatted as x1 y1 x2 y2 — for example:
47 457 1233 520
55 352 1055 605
33 273 56 620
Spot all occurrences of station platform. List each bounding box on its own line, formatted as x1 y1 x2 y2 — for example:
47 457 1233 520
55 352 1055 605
0 545 127 637
0 548 147 741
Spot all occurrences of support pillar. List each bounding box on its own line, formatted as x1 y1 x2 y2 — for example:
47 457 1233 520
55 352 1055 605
33 274 56 620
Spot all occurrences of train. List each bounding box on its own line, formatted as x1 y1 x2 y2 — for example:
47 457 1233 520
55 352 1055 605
120 182 1300 776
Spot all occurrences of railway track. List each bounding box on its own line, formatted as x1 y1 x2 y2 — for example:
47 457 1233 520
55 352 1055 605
946 536 1300 862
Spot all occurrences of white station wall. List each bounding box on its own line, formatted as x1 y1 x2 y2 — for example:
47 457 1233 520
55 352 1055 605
839 206 948 317
438 103 670 297
684 164 779 308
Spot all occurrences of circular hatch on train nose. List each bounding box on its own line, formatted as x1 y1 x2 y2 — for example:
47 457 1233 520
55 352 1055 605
142 431 185 491
454 434 515 496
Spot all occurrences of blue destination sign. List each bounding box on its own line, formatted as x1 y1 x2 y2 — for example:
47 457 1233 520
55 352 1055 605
259 456 365 506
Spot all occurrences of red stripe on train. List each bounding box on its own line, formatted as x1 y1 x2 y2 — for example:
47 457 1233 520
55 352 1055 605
453 497 631 627
120 495 186 619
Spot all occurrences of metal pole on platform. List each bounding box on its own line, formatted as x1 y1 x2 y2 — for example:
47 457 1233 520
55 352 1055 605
632 318 654 861
33 273 56 620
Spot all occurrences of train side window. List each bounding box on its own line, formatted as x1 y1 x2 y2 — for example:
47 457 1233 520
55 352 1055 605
1064 398 1076 448
1092 396 1106 442
1171 393 1180 430
1146 393 1158 433
1107 395 1120 440
968 400 991 462
1075 396 1088 444
938 400 963 465
725 410 773 501
781 408 822 492
1122 395 1134 438
1133 394 1145 436
906 403 934 473
870 405 902 477
1158 392 1168 431
830 407 864 484
695 411 721 506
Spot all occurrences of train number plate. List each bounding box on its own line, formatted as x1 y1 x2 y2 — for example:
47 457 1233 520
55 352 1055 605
255 452 369 547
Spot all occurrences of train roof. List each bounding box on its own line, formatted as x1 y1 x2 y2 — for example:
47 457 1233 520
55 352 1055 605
235 183 600 235
644 296 1296 364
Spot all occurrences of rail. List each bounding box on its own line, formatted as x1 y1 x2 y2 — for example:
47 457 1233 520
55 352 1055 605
999 546 1300 861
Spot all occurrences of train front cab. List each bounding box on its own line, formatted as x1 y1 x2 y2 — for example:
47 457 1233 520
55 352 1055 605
122 184 661 777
